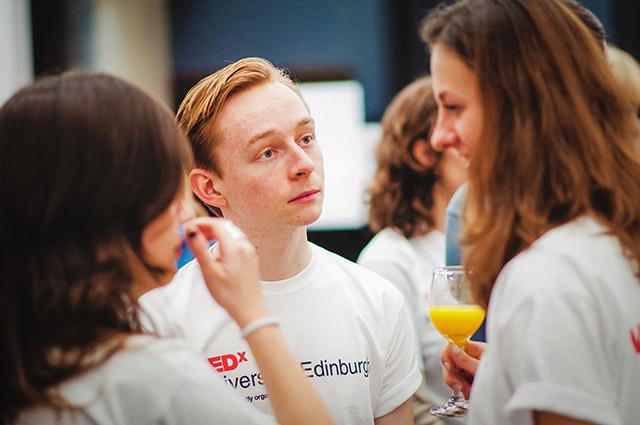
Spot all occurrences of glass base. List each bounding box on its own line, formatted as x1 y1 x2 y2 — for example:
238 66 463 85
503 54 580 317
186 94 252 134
429 392 470 417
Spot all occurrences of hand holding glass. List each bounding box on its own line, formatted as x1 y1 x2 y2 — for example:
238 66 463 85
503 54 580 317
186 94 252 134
428 266 484 417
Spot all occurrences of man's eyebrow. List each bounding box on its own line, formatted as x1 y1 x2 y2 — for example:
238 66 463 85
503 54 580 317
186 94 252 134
246 129 276 146
297 117 315 128
246 117 315 145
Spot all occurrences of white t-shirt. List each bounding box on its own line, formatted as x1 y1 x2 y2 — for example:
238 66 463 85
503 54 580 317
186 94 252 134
358 229 455 421
15 335 276 425
470 216 640 425
140 242 421 425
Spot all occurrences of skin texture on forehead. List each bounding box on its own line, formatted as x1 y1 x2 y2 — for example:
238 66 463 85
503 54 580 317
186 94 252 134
214 82 310 157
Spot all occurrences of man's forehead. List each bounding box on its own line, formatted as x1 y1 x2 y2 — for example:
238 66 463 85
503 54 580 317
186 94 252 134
214 88 313 145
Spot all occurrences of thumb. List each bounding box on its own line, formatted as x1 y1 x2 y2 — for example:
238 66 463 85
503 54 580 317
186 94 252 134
450 344 480 376
464 341 486 359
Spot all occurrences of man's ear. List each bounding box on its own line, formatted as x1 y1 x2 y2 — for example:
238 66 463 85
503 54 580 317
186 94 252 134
189 168 228 210
411 138 438 169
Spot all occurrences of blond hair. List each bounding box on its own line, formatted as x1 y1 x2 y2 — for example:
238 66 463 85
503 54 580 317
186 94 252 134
177 57 301 173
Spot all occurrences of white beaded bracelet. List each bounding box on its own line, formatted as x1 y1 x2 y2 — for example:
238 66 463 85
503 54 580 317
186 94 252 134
241 316 280 338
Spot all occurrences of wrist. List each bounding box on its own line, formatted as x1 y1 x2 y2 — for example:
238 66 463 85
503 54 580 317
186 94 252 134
236 306 271 328
241 316 280 338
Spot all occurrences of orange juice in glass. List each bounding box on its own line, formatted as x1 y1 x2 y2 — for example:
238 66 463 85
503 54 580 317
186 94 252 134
428 266 484 417
429 304 485 347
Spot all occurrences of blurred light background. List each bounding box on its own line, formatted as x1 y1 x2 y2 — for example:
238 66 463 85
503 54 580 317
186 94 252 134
2 0 638 260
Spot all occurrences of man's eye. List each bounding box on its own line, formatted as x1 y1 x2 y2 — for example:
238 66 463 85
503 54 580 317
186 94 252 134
259 149 274 159
300 135 314 145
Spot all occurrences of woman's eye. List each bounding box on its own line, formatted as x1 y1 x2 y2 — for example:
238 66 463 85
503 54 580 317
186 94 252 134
444 104 460 112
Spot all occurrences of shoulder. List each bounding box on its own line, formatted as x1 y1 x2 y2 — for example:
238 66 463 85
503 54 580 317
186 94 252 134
166 258 206 294
411 230 444 259
52 336 214 423
138 259 213 336
105 336 234 408
139 258 208 312
106 336 209 384
358 229 443 286
110 337 278 424
502 217 622 285
314 242 396 285
311 243 406 306
492 217 630 317
529 216 615 254
358 228 417 266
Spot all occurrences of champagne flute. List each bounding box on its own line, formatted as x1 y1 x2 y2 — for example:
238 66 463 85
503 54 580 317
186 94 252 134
428 266 484 417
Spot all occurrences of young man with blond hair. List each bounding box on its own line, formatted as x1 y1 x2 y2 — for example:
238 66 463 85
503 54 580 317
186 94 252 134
140 57 421 424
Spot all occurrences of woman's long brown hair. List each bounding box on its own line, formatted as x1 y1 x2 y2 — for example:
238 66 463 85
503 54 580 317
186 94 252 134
422 0 640 308
0 72 192 422
368 76 443 238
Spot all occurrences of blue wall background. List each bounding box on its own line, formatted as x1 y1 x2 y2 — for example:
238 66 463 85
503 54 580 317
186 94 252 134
30 0 632 123
170 0 395 121
581 0 614 39
170 0 626 123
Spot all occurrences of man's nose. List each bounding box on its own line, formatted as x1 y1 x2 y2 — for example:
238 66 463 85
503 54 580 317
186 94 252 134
288 144 315 178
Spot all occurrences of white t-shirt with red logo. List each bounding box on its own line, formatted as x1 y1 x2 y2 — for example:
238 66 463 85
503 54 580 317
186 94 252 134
140 242 422 424
469 216 640 425
15 336 277 425
357 228 455 419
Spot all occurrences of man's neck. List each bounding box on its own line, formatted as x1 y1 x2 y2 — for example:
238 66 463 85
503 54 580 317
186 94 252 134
244 226 312 281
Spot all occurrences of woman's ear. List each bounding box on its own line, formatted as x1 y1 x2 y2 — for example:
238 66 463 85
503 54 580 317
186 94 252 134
411 138 438 168
189 168 228 210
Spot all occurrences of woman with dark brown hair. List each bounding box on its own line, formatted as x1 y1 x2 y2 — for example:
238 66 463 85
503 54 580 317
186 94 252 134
0 72 334 425
421 0 640 424
358 76 466 424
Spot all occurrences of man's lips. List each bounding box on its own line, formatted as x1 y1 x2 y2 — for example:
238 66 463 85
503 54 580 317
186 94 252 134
289 189 321 203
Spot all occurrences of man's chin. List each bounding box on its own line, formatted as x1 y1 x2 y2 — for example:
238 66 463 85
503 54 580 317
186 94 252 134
297 206 323 227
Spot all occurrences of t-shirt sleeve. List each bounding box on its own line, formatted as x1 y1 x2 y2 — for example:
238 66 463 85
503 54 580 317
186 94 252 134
359 255 419 318
496 259 622 425
359 252 432 372
375 289 422 417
